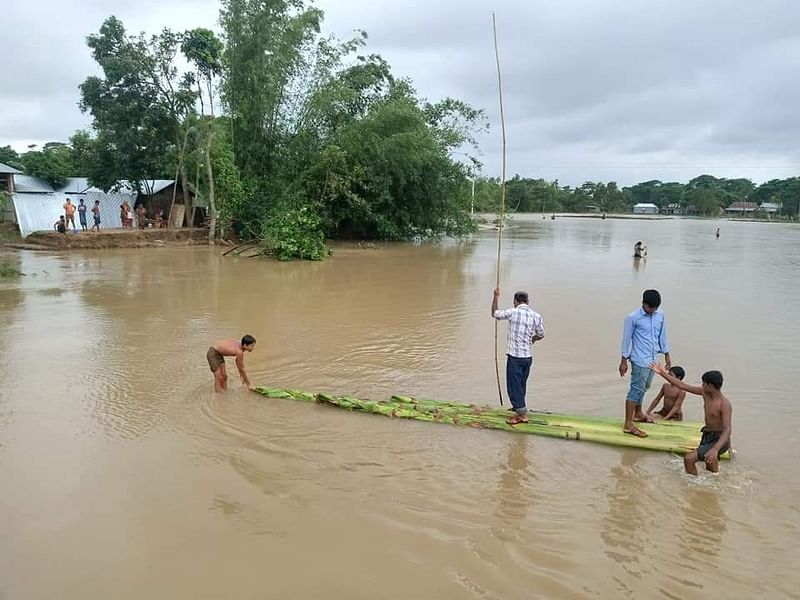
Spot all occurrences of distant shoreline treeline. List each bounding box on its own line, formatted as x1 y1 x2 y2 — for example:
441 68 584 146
471 174 800 217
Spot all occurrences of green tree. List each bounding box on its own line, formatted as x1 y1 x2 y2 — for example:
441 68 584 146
304 82 478 239
627 180 662 206
221 0 324 185
20 143 73 188
752 177 800 217
219 0 484 256
69 130 97 176
472 177 501 212
183 116 245 236
720 178 755 202
80 17 196 193
0 146 23 170
686 187 722 215
182 27 224 242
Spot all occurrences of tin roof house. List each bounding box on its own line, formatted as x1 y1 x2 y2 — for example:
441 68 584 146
4 173 134 236
1 169 196 236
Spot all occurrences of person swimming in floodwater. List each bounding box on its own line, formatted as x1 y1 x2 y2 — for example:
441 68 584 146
651 364 732 475
207 335 257 393
716 228 720 239
644 366 686 421
634 240 647 258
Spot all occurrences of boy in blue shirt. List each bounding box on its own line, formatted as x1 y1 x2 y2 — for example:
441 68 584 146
619 289 671 437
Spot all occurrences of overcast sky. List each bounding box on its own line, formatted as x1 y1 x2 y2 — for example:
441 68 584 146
2 0 799 186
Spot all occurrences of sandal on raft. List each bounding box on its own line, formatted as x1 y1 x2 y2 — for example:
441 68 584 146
623 427 648 438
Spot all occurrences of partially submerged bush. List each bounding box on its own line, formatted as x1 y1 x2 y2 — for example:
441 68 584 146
260 206 329 261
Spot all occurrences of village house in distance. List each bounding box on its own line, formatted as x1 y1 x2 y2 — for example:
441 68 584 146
0 162 201 236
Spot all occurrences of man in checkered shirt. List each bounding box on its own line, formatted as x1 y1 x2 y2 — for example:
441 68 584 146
491 288 545 424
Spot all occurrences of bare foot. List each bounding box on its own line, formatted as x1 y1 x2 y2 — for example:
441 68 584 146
506 414 529 425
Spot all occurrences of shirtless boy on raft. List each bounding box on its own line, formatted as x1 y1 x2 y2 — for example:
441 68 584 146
645 366 687 421
651 363 732 475
207 335 257 393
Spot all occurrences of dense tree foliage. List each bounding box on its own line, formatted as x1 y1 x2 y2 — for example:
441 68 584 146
70 2 485 256
17 143 73 188
79 17 195 194
472 174 800 217
0 146 23 170
220 0 484 255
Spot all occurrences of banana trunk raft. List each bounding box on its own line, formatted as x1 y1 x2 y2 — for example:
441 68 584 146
254 387 731 459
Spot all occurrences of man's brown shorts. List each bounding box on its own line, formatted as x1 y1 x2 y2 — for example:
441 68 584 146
207 347 225 372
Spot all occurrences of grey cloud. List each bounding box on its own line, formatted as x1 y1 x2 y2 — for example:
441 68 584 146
3 0 800 186
1 0 218 148
318 0 800 183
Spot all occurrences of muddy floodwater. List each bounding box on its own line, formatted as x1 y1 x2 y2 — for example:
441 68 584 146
1 215 798 598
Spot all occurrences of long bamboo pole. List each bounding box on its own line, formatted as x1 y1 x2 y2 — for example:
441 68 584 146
492 13 508 406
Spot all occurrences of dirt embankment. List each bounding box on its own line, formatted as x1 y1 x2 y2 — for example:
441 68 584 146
5 228 212 250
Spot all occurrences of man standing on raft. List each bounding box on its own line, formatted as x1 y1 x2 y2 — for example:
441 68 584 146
619 289 671 437
492 288 545 424
207 335 257 393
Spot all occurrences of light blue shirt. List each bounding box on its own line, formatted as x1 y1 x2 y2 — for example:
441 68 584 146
621 308 669 367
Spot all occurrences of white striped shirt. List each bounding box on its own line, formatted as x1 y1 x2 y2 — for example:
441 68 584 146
493 303 545 358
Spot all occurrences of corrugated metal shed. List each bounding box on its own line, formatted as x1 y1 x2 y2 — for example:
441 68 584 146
56 177 104 194
12 174 54 193
12 191 135 237
115 179 175 195
0 162 22 174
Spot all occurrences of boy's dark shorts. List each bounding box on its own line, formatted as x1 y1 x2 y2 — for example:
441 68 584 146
696 427 729 460
207 347 225 372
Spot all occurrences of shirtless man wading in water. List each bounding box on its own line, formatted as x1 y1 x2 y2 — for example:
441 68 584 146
207 335 256 393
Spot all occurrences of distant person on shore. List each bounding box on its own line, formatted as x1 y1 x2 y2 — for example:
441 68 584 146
716 227 720 239
634 240 647 258
63 198 76 232
207 335 257 393
77 199 88 231
619 289 671 437
491 288 546 424
91 200 101 232
121 200 133 228
135 204 146 229
651 363 732 475
54 215 66 234
645 365 686 421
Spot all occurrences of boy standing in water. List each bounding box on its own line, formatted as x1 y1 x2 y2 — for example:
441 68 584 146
651 363 732 475
207 335 257 393
619 289 671 437
645 365 687 421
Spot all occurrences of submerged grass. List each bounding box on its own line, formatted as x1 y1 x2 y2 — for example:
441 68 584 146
0 261 22 278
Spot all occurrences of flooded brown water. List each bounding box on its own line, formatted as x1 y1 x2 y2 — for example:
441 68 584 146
1 215 799 599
